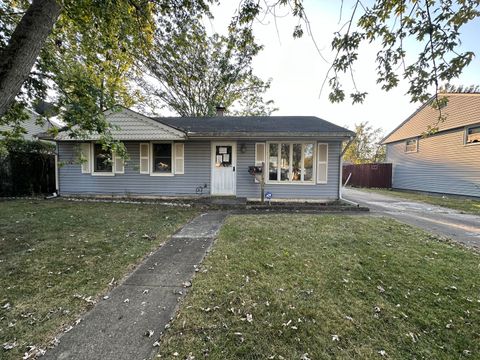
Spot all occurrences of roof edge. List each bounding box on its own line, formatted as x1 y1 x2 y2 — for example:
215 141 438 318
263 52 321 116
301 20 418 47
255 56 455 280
380 95 434 144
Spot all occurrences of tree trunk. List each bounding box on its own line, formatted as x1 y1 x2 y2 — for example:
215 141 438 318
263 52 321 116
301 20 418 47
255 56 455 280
0 0 62 117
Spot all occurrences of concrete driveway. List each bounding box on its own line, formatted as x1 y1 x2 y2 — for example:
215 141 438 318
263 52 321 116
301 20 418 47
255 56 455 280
343 188 480 250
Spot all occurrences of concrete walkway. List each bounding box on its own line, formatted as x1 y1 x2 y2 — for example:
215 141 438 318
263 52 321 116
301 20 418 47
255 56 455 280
343 188 480 250
44 212 228 360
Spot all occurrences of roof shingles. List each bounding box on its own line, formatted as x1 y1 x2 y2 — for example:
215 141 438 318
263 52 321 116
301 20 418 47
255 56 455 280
154 116 353 137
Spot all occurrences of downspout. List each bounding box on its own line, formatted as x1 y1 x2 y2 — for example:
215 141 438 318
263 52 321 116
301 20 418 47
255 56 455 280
338 136 359 206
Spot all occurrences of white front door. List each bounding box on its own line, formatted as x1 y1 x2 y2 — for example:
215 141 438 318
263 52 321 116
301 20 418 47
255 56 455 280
211 142 236 195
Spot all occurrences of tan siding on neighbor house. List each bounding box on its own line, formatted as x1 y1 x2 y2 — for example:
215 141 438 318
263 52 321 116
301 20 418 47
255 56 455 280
383 93 480 144
386 128 480 197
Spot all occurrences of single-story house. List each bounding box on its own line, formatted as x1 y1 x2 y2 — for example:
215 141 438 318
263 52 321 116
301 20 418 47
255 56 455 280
381 92 480 197
54 107 354 201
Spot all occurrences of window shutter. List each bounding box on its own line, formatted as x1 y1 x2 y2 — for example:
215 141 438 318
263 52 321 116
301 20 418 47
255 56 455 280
317 143 328 184
174 143 184 174
255 143 265 166
139 143 150 174
114 153 125 174
80 143 91 174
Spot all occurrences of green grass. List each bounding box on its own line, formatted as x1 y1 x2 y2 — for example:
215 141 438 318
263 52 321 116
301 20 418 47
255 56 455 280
359 188 480 216
0 200 196 359
157 214 480 359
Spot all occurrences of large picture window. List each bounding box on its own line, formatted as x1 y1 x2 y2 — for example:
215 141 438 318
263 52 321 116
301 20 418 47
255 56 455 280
152 143 172 173
267 142 315 183
93 143 113 173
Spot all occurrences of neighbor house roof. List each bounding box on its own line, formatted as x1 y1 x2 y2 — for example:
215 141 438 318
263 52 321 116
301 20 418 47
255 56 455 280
381 93 480 144
155 116 354 138
0 109 64 141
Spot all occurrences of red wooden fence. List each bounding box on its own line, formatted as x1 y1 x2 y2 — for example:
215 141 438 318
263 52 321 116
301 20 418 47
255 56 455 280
342 163 392 188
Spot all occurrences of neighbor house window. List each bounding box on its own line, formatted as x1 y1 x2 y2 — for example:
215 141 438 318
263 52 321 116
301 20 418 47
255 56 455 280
466 125 480 144
152 143 172 173
93 143 113 173
405 138 418 153
267 142 315 183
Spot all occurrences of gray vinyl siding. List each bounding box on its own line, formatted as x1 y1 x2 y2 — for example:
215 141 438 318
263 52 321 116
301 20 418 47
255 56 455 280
58 141 211 196
58 139 341 200
386 128 480 197
236 140 340 200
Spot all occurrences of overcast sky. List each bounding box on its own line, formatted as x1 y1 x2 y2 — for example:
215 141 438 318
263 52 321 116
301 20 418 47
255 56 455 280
207 0 480 135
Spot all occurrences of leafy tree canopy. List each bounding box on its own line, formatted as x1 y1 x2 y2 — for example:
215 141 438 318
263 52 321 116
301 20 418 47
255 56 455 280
0 0 209 155
139 15 277 116
343 121 386 164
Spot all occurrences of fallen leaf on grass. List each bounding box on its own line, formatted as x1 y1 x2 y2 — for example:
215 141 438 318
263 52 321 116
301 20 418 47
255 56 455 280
3 341 16 350
22 346 46 359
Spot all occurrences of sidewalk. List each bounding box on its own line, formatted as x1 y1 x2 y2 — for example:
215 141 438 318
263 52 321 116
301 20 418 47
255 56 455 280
43 212 228 360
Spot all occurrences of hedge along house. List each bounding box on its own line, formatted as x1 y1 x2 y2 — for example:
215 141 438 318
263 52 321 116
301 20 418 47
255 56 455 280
54 107 354 201
381 92 480 197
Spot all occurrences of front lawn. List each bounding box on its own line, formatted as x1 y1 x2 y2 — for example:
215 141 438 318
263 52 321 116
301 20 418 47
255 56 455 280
157 214 480 359
360 188 480 216
0 200 196 359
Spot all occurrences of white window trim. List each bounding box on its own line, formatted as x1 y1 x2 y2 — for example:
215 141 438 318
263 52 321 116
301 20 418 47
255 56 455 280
405 138 418 153
464 124 480 146
265 141 317 185
316 143 328 184
150 141 174 177
91 142 115 176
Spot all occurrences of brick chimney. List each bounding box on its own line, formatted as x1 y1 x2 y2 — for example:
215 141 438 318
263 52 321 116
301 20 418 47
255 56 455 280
216 106 226 117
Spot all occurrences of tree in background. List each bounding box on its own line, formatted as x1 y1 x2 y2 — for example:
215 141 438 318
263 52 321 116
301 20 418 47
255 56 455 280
140 17 276 116
0 0 208 150
343 121 386 164
326 0 479 105
0 0 478 136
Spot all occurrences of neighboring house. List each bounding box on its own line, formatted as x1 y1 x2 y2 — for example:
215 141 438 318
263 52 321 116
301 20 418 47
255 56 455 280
54 107 354 201
381 92 480 197
0 109 64 141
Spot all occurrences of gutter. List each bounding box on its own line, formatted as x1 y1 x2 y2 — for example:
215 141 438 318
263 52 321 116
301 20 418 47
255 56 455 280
338 136 359 206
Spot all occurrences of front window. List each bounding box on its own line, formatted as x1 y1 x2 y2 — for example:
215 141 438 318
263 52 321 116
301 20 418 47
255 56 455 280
267 142 315 183
466 125 480 144
405 138 418 153
152 143 172 173
93 143 112 172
